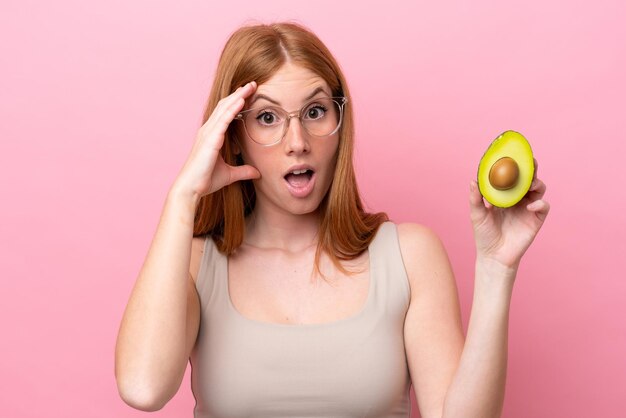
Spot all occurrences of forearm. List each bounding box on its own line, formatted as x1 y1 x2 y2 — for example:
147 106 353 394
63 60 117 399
442 258 516 418
115 187 198 408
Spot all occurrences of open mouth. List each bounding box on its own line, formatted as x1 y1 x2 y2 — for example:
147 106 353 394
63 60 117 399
284 169 314 188
283 167 317 198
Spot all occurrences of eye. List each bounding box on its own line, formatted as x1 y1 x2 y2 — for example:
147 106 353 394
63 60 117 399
304 103 328 120
255 109 282 126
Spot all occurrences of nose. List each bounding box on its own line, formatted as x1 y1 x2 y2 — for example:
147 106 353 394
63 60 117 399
282 113 310 154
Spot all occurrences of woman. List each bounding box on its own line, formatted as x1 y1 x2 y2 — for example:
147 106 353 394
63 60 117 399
115 22 550 417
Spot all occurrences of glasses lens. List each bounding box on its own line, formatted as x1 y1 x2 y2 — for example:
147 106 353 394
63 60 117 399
301 98 341 137
241 98 343 145
241 105 286 146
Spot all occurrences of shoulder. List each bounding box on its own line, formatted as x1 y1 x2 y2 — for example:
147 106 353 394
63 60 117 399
394 222 454 299
395 222 447 259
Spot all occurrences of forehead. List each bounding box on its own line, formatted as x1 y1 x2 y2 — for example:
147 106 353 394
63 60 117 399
250 63 331 107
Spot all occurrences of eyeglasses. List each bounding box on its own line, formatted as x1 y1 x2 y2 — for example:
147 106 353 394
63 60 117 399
234 96 348 146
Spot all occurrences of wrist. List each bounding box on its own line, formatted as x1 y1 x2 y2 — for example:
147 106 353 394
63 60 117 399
164 187 200 229
474 257 517 299
476 254 520 276
167 183 200 209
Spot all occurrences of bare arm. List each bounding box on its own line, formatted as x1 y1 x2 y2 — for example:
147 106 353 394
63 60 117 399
114 80 261 411
402 166 549 417
400 223 464 417
114 189 200 411
400 225 516 417
441 258 515 417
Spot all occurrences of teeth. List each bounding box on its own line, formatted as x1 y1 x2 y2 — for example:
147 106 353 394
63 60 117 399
291 169 309 175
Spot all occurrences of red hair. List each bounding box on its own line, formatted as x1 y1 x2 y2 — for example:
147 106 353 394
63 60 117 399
193 21 388 277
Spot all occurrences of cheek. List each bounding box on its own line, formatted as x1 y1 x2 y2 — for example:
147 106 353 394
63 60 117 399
240 147 275 176
325 139 341 168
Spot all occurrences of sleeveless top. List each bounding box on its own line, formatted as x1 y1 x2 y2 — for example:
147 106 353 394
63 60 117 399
189 221 412 417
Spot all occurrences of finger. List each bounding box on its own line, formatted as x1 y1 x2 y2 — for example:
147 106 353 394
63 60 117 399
226 164 261 185
236 81 257 101
469 180 488 221
213 96 247 134
203 81 257 130
528 178 547 199
224 81 257 105
526 199 550 222
532 158 538 181
208 83 257 140
231 81 257 101
216 82 257 117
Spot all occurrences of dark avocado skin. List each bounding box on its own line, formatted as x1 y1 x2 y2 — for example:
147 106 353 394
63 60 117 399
477 130 534 208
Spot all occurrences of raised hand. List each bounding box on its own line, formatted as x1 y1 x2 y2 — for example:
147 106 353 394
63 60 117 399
170 81 260 202
469 158 550 270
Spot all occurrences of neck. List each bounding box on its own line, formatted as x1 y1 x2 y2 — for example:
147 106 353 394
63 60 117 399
244 204 321 252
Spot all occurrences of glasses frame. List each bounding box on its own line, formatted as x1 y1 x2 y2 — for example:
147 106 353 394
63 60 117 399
234 96 348 147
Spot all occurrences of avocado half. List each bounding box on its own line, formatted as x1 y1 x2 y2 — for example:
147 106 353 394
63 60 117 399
477 130 534 208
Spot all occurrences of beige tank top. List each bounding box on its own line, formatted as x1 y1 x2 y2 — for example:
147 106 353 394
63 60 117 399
190 221 412 417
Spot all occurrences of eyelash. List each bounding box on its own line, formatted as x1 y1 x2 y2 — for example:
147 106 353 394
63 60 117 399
307 105 328 117
254 104 328 123
255 109 277 120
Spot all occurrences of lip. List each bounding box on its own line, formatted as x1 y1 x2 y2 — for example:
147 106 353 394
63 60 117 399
283 164 316 198
283 164 315 178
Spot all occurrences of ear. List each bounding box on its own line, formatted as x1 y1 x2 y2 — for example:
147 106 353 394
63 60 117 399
230 125 245 154
233 141 242 156
232 136 247 165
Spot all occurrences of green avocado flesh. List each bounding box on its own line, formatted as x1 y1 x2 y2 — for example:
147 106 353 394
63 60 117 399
477 130 534 208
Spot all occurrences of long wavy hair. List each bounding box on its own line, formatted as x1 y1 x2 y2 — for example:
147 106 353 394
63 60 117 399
193 21 388 277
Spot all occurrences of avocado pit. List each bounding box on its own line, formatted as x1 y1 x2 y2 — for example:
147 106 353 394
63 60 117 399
488 157 519 190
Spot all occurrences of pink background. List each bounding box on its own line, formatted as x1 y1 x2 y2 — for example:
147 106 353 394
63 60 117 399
1 0 625 417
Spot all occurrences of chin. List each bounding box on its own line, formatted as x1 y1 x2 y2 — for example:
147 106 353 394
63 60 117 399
283 196 324 216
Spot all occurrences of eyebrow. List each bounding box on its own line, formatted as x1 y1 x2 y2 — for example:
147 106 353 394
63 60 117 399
248 86 330 107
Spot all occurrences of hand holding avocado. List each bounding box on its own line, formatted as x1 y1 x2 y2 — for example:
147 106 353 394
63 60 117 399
469 131 550 270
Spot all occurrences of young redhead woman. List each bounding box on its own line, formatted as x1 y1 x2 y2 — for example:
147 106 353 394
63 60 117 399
115 22 550 418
